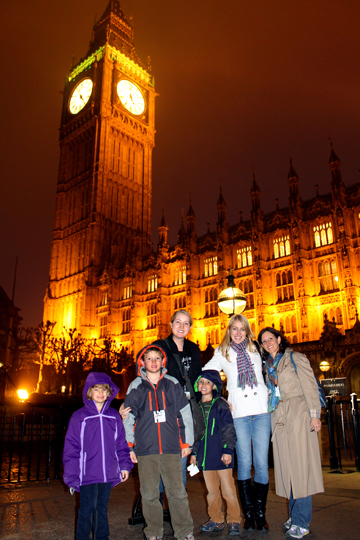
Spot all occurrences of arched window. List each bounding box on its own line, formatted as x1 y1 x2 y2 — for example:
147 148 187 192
274 243 279 259
285 238 291 255
285 317 291 333
274 235 290 258
327 224 333 244
314 222 333 247
336 307 343 324
321 228 327 245
314 230 321 247
291 315 297 332
237 246 252 268
276 269 294 302
279 241 285 257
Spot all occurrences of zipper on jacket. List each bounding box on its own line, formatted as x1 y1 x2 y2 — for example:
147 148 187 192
211 418 215 436
84 452 87 475
99 414 107 483
148 391 152 411
201 397 216 469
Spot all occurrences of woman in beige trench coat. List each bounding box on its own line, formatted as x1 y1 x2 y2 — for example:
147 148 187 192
258 327 324 540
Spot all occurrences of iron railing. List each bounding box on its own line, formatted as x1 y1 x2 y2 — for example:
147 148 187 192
1 393 359 484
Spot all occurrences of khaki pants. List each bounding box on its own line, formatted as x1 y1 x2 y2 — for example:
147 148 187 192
137 454 193 539
203 468 241 524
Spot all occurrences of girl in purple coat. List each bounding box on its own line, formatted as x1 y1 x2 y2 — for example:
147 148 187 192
63 372 133 540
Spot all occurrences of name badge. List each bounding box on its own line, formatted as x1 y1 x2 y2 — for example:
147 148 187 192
154 410 166 423
275 386 281 397
185 391 191 400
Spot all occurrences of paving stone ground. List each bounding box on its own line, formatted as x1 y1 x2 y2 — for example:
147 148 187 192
1 467 359 540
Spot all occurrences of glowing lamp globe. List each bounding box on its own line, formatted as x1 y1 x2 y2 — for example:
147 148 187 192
217 271 246 316
17 389 29 401
319 360 330 372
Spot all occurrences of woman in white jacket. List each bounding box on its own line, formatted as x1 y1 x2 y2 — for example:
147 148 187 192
203 314 271 532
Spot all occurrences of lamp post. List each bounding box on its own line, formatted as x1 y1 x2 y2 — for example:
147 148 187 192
217 268 247 316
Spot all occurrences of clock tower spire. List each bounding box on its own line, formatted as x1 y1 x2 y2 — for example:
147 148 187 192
44 1 155 336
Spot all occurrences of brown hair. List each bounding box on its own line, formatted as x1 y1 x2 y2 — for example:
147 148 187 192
218 314 257 361
142 346 165 361
86 384 112 400
170 310 193 327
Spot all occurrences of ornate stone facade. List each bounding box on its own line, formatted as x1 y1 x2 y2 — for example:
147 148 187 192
44 1 360 392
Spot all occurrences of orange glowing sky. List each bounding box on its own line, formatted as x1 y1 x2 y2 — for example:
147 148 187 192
1 0 360 326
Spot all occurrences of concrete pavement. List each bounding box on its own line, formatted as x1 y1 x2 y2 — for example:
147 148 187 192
1 467 359 540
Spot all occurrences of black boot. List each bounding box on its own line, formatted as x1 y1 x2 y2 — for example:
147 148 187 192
237 479 255 530
253 481 269 532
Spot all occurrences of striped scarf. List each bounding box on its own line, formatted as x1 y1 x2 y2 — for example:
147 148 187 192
230 339 258 390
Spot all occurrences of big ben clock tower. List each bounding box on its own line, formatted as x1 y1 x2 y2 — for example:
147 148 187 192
44 0 155 336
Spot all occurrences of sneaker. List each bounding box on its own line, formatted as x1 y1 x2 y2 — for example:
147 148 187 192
285 524 309 539
227 522 241 536
200 521 225 532
282 518 292 533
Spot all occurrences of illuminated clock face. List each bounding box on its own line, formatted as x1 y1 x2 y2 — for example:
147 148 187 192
69 78 93 115
117 80 145 115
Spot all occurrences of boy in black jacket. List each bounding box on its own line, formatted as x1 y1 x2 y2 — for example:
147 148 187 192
190 370 241 536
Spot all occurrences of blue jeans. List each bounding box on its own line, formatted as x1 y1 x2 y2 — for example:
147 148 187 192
233 413 271 484
76 482 112 540
159 455 187 492
289 490 312 529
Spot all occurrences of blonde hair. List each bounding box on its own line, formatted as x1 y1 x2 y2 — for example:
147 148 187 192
218 314 257 362
86 384 112 400
170 310 193 327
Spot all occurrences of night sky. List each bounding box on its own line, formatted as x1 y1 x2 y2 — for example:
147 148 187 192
1 0 360 328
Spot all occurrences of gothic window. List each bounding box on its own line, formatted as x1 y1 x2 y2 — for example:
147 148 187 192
147 302 157 328
132 150 136 180
117 142 122 173
147 274 158 293
239 279 254 309
276 270 294 302
174 265 186 285
122 308 131 334
237 246 252 268
127 148 131 178
123 283 132 299
100 292 108 306
291 315 297 332
100 315 108 338
273 235 290 259
336 307 343 325
204 256 218 277
318 258 339 293
205 288 218 317
174 295 186 310
313 222 333 247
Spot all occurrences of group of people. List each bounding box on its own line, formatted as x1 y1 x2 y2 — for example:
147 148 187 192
63 309 323 540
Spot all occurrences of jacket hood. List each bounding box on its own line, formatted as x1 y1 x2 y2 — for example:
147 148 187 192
136 344 168 376
82 372 119 409
194 369 223 396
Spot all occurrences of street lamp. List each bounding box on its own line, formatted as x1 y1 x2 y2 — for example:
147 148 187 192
319 360 330 373
217 269 247 316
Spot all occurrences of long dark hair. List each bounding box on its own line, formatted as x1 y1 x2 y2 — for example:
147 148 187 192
258 327 290 359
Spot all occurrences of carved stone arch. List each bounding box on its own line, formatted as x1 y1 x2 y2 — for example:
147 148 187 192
339 352 360 393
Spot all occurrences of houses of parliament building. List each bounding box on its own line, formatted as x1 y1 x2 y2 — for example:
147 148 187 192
43 0 360 393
